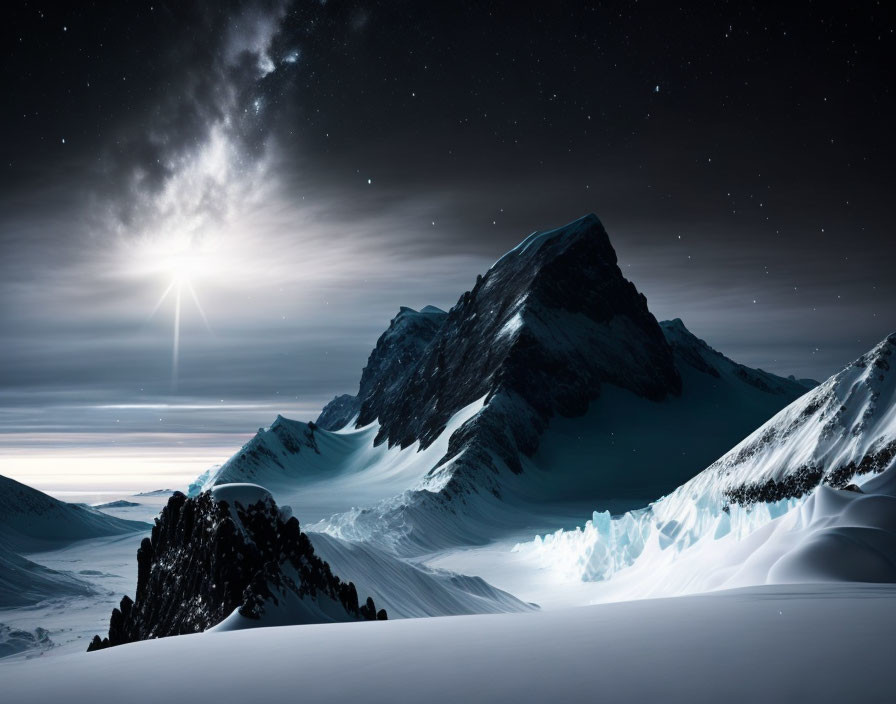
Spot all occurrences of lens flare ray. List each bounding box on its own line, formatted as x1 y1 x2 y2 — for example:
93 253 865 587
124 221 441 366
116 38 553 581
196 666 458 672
145 250 213 393
171 282 182 391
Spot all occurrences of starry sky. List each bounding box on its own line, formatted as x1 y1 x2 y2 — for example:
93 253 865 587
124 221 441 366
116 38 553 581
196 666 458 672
1 1 894 489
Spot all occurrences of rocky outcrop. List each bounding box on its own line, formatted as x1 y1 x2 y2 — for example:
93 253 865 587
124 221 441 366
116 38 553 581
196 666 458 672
723 439 896 506
317 394 361 431
317 305 448 431
695 333 896 508
87 486 385 651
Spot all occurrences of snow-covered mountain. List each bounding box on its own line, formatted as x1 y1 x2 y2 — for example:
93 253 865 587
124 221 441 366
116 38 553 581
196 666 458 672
194 214 812 554
0 474 149 553
87 484 386 651
0 474 149 608
518 333 896 593
0 542 93 608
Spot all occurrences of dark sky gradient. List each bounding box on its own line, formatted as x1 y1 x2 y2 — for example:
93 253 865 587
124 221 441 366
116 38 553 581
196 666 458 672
1 1 894 487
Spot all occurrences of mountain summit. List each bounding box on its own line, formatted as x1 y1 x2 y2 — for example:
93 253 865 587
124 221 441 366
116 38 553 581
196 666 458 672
359 214 681 452
200 215 812 553
321 214 680 466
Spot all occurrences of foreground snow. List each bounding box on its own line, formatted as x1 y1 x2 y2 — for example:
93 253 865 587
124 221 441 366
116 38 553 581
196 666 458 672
2 584 893 703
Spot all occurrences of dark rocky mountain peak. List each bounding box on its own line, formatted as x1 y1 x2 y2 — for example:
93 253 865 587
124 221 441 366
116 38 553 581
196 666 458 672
87 484 385 651
360 213 680 453
317 305 448 431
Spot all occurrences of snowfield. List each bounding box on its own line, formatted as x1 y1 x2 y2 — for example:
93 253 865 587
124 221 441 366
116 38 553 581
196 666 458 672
2 584 893 704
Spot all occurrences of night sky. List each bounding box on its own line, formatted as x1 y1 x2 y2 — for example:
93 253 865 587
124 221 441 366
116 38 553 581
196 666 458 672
2 1 894 488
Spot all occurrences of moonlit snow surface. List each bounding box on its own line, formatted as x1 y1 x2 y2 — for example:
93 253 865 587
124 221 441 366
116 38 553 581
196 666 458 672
2 584 893 704
191 397 487 524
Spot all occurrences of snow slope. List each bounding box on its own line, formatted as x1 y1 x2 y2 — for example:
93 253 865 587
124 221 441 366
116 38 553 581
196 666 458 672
0 474 149 553
527 335 814 503
0 475 149 609
3 584 893 703
190 397 486 523
307 531 534 618
516 333 896 596
0 542 93 608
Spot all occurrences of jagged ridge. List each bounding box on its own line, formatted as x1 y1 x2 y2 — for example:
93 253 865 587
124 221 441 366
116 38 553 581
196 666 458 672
318 305 448 431
660 319 815 396
88 485 385 651
362 214 680 454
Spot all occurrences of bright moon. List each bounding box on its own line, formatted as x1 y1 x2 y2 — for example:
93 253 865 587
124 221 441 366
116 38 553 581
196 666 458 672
143 241 215 391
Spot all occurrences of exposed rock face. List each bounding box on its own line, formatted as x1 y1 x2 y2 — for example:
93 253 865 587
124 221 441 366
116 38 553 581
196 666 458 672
317 394 361 432
358 215 680 512
723 438 896 506
317 306 448 431
87 486 385 652
362 215 680 455
318 215 686 547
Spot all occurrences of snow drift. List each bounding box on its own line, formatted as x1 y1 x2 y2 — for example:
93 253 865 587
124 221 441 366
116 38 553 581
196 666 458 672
4 584 894 703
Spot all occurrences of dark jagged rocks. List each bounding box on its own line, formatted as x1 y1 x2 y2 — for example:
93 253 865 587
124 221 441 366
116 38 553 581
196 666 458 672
360 215 680 454
87 489 385 652
719 336 896 507
317 305 448 431
723 439 896 507
317 393 361 432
